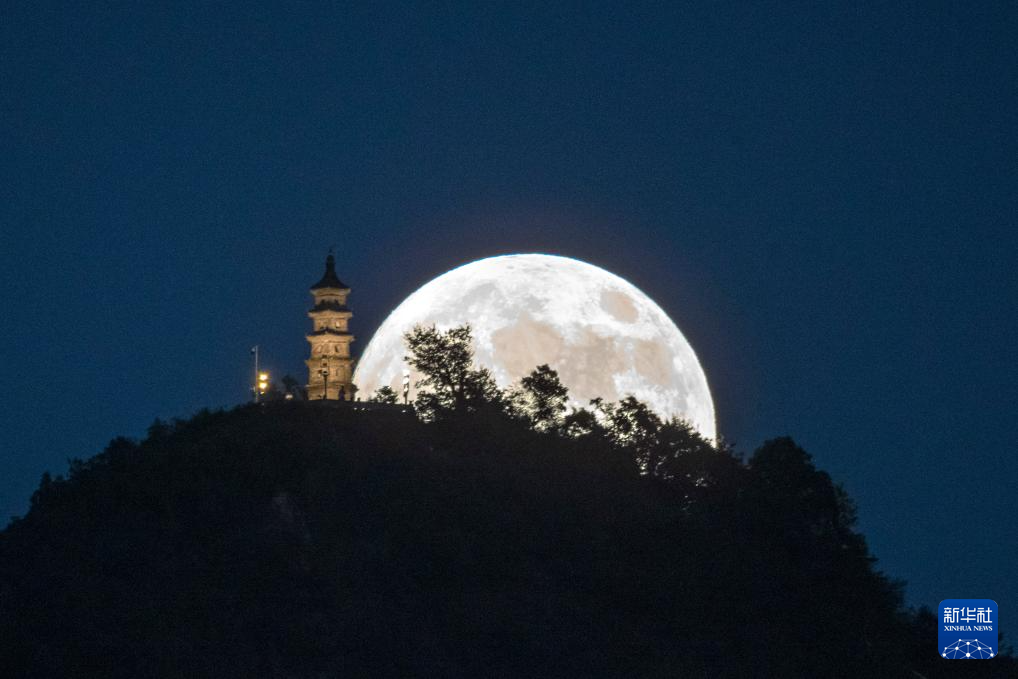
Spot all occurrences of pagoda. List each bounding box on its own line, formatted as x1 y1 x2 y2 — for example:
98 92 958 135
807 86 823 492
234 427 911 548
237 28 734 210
305 252 355 400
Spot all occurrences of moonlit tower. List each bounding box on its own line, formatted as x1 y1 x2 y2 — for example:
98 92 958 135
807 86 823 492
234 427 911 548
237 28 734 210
305 253 355 400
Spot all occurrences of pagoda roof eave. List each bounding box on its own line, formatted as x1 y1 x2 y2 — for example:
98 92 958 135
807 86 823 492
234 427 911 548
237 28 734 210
307 329 355 338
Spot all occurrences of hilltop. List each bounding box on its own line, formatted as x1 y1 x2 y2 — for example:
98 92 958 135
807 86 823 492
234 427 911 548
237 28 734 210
2 325 1013 677
2 400 1010 678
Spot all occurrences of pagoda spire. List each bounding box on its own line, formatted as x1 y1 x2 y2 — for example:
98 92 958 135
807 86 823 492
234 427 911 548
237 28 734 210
311 251 349 291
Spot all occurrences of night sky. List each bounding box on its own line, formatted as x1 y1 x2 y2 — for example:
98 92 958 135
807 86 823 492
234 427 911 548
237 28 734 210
2 2 1015 625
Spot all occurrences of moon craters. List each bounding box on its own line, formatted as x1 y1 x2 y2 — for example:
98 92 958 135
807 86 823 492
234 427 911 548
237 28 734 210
600 289 639 323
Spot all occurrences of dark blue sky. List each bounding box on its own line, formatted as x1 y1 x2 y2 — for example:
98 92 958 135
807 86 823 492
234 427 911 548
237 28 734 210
2 2 1015 621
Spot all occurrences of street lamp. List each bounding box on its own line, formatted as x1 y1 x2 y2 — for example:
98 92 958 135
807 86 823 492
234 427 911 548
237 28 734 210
251 345 260 403
319 359 330 400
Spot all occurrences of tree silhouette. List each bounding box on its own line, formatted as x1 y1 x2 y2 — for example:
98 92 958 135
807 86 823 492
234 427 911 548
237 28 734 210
560 405 604 439
507 364 569 432
404 324 502 419
280 374 307 400
747 437 858 543
599 395 662 473
368 385 399 404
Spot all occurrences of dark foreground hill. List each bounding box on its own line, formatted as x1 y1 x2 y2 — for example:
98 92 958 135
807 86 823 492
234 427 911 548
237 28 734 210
0 403 1011 678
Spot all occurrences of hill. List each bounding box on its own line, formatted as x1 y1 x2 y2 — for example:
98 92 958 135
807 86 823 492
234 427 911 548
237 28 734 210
2 400 1011 678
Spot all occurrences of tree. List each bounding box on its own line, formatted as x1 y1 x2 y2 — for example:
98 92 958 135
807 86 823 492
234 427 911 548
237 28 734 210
650 419 716 479
602 395 662 473
747 437 856 541
403 324 502 419
368 385 399 404
507 364 569 433
280 374 307 400
561 406 604 439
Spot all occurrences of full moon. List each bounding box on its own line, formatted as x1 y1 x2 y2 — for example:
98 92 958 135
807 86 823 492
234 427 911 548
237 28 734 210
354 254 716 439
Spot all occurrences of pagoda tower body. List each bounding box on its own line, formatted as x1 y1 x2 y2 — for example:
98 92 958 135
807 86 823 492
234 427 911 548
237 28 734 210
305 253 355 400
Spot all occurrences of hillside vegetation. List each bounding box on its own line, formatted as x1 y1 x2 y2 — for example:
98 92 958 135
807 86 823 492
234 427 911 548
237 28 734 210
1 326 1011 677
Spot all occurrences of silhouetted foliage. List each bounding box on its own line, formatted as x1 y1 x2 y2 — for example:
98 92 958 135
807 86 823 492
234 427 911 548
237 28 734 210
404 324 502 420
280 373 307 400
1 331 1012 678
507 364 570 432
368 385 399 404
